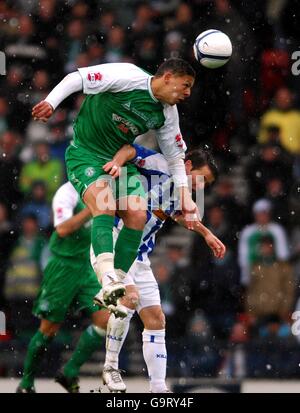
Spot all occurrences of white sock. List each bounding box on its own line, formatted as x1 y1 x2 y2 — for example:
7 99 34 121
105 309 134 370
95 253 118 287
142 329 167 393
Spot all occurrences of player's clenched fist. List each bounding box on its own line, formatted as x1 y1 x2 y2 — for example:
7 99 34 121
204 232 226 259
103 161 122 178
32 101 54 122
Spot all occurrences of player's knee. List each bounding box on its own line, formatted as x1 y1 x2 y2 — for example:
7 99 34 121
121 209 146 230
156 312 166 329
92 310 110 329
133 210 147 229
121 291 139 310
145 311 166 330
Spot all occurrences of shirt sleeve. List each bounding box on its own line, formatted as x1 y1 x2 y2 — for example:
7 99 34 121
77 63 147 95
155 105 188 187
155 105 187 159
238 226 252 286
52 183 79 227
271 224 290 260
132 144 170 175
45 71 83 110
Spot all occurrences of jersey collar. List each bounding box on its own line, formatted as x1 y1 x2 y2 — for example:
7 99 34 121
148 76 159 103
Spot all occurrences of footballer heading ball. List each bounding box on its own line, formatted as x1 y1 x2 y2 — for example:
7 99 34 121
193 29 232 69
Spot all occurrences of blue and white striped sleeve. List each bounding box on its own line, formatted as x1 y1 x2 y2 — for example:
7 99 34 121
132 143 170 175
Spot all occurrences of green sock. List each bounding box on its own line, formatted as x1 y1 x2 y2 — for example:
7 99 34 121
92 214 115 256
20 330 53 389
114 226 143 273
63 325 105 378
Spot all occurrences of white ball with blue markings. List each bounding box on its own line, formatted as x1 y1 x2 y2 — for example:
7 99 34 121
193 29 232 69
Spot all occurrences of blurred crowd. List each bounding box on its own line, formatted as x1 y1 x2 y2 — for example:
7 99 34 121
1 0 300 379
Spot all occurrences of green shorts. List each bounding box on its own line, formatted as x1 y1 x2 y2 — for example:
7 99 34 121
32 255 102 323
65 143 145 200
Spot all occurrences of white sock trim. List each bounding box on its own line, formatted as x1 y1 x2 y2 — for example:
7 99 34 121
95 253 117 283
143 329 165 344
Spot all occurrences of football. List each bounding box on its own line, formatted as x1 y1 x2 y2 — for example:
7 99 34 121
193 29 232 69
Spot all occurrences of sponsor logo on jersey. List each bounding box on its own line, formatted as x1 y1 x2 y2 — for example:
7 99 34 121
86 72 102 88
87 72 102 82
112 113 139 136
85 167 96 177
118 123 129 134
123 101 131 110
56 207 63 219
175 133 184 148
136 158 145 167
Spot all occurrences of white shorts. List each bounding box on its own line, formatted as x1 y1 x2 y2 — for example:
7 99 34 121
90 246 160 313
122 259 161 313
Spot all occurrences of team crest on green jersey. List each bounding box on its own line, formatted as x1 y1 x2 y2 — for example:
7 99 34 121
85 167 96 177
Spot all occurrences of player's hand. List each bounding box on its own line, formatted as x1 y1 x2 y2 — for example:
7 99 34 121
103 161 122 178
180 189 200 230
32 101 54 122
204 233 226 259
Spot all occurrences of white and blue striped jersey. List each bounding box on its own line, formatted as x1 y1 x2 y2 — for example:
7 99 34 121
115 144 180 264
132 144 181 215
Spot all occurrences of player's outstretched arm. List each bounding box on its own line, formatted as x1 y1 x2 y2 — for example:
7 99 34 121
173 214 226 259
103 144 137 178
177 186 200 230
56 207 92 238
32 71 83 122
202 231 226 259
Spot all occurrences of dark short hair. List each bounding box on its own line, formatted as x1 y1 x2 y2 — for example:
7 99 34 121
155 58 196 78
185 147 218 181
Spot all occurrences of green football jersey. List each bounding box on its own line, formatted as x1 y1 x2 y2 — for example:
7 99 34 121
49 182 91 260
74 63 186 161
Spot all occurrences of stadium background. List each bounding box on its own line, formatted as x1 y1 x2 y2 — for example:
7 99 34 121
0 0 300 392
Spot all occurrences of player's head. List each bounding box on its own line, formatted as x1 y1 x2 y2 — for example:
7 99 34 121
184 148 218 191
153 58 195 105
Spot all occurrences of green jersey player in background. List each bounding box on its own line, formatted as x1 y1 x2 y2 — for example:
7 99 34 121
16 182 114 393
32 58 199 311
